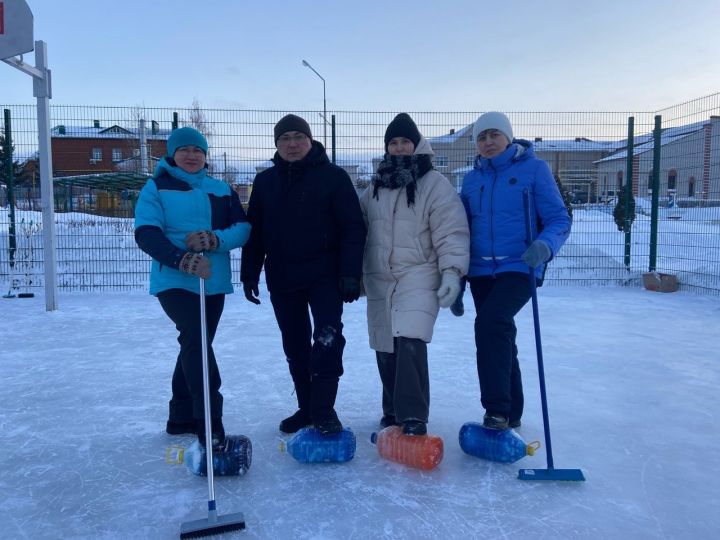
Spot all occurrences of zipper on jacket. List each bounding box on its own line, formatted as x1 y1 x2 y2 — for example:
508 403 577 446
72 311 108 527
488 161 498 275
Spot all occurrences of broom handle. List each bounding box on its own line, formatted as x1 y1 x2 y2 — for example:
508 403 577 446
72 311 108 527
522 189 555 470
199 276 218 518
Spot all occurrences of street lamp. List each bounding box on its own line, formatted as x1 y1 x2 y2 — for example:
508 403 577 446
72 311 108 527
301 59 327 147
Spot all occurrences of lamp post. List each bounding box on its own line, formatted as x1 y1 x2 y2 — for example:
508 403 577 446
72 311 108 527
301 59 327 147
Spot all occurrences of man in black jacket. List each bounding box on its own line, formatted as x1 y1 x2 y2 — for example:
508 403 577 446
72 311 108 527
240 114 366 435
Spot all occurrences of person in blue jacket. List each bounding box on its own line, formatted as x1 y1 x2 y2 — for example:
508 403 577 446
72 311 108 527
134 126 251 447
460 112 571 430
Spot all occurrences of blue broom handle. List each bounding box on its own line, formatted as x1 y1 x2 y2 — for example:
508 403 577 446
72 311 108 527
522 189 555 470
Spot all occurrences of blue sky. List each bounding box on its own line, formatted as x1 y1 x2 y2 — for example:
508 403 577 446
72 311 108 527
3 0 720 111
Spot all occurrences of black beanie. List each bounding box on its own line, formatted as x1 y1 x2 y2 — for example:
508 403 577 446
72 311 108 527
384 113 421 152
274 114 313 144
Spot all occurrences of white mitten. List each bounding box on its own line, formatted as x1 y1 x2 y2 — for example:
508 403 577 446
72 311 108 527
437 270 461 308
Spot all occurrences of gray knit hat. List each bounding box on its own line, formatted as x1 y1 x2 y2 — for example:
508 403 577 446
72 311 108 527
472 111 514 144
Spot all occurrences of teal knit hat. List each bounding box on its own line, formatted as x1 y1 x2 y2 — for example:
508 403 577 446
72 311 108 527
167 127 208 157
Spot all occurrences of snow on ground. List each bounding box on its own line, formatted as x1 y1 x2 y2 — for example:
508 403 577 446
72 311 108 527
2 285 719 539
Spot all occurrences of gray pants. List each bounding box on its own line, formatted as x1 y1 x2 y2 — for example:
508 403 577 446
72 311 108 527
375 337 429 423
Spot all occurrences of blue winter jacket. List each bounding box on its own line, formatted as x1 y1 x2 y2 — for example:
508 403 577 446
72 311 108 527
134 158 251 295
460 140 571 279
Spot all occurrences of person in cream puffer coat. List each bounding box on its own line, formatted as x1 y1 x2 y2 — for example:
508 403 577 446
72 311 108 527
360 113 469 436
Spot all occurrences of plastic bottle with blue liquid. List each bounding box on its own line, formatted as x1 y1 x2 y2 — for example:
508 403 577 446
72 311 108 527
459 422 539 463
183 435 252 476
280 427 356 463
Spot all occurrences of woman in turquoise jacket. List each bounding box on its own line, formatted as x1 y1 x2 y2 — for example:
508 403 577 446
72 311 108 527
134 127 250 446
460 112 571 430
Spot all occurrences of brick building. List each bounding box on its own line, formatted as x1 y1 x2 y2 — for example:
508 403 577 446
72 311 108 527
50 120 170 177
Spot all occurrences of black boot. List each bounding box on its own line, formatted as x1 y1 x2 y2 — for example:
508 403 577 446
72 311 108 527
311 377 343 436
402 420 427 436
280 375 313 433
197 417 226 447
279 409 312 433
380 414 398 429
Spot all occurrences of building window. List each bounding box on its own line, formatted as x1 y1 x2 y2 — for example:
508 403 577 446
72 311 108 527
667 169 677 191
688 176 696 197
112 148 122 162
435 156 448 168
91 148 102 162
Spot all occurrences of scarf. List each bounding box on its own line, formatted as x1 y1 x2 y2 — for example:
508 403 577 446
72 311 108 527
371 154 433 207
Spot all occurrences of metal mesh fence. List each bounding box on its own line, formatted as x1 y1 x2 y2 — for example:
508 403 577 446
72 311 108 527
1 96 719 295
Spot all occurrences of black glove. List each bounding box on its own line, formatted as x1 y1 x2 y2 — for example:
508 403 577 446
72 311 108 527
338 276 361 303
243 281 261 305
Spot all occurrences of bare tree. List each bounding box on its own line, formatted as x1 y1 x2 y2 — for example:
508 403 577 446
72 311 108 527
185 98 214 140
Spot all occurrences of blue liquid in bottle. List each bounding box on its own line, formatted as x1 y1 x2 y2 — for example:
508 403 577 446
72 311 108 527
185 435 252 476
459 422 538 463
282 427 356 463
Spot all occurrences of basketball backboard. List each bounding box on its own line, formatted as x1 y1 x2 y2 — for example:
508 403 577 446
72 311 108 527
0 0 34 60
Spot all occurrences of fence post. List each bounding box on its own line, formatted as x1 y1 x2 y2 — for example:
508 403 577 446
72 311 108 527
623 116 635 270
3 109 17 275
649 115 662 271
172 112 178 131
331 114 336 164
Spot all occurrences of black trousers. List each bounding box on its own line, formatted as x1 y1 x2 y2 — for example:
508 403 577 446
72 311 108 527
469 272 531 422
158 288 225 422
376 337 429 424
270 279 345 415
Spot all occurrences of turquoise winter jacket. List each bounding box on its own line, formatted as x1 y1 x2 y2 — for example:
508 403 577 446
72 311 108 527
134 158 251 295
460 140 571 279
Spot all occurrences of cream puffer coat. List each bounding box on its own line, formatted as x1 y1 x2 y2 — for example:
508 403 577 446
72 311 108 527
360 137 470 353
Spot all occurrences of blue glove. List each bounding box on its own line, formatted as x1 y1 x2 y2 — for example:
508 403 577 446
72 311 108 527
522 240 551 268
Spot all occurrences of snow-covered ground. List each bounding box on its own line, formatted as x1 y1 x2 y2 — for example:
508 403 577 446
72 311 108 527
2 284 719 539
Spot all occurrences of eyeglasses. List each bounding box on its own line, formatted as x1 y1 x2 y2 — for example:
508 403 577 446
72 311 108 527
277 133 308 144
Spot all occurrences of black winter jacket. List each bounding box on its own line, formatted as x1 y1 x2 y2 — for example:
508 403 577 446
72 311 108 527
240 141 366 293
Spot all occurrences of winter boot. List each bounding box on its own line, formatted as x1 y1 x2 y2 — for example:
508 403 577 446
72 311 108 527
315 409 343 436
279 409 312 433
401 420 427 436
483 412 509 430
196 417 226 447
311 377 343 436
380 414 398 429
280 375 313 433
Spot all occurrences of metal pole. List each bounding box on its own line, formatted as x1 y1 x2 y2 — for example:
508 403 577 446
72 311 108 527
3 110 17 271
172 112 179 131
34 40 57 310
649 115 662 272
323 79 327 149
623 117 634 271
301 60 327 147
331 114 336 164
139 119 148 175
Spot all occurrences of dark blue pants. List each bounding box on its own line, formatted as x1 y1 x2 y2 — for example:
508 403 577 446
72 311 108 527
270 279 345 416
158 289 224 423
469 272 531 422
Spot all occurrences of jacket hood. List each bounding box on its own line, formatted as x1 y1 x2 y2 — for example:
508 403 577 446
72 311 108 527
152 157 208 187
413 135 434 157
474 138 535 171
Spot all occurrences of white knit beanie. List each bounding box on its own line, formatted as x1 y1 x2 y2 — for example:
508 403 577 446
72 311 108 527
472 111 514 144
